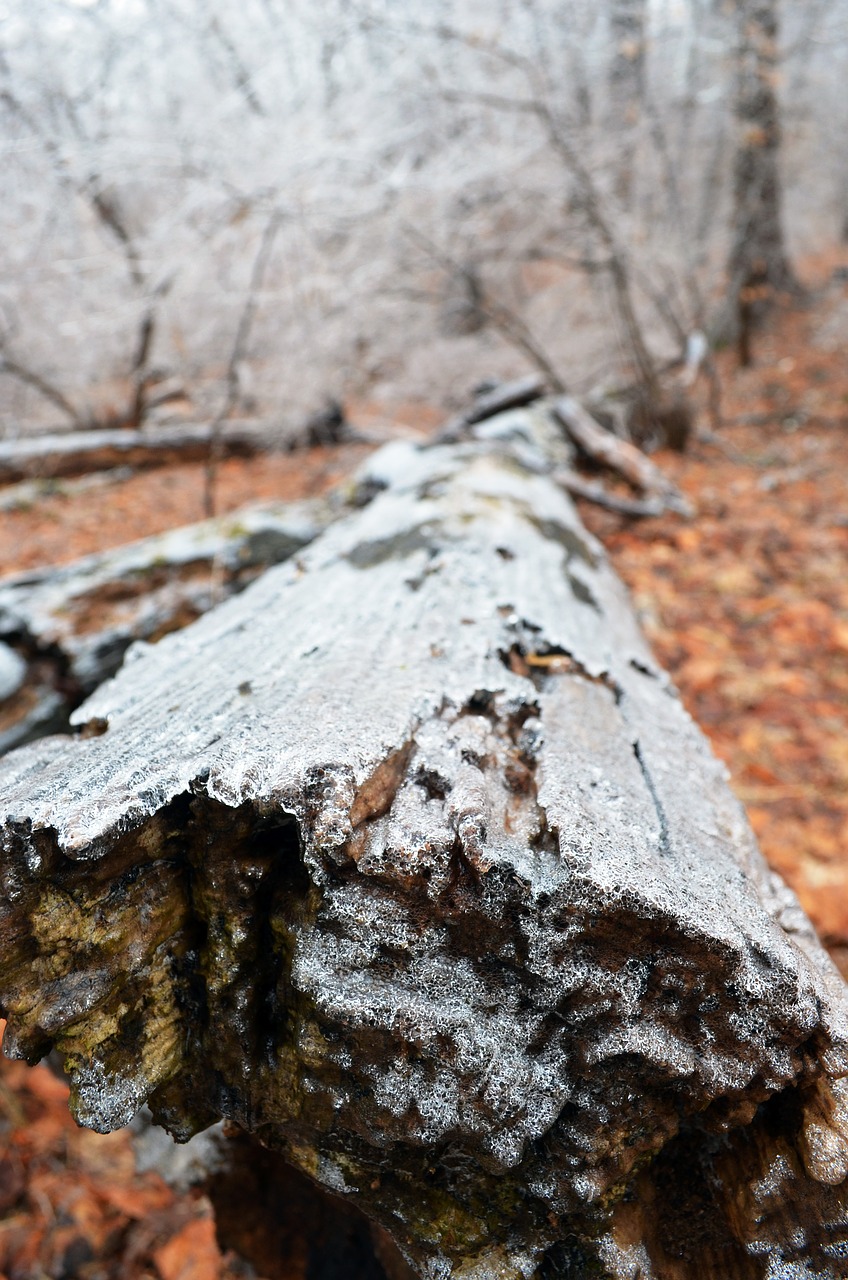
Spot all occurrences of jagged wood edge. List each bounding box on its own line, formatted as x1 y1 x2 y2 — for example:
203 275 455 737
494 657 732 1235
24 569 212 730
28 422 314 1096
1 409 847 1278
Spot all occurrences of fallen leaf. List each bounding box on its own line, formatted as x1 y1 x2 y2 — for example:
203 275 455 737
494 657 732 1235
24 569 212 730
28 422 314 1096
154 1210 223 1280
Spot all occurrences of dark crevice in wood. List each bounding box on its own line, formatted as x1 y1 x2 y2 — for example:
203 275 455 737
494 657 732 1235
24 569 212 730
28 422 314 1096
498 640 622 704
414 767 452 802
206 1132 415 1280
632 740 673 861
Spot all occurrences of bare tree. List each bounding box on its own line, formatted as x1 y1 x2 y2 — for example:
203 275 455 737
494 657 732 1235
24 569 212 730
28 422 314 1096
3 0 848 443
0 39 176 431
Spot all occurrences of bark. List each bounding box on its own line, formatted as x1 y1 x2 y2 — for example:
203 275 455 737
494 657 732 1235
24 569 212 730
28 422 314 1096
727 0 794 354
0 422 268 486
0 407 847 1278
0 499 331 755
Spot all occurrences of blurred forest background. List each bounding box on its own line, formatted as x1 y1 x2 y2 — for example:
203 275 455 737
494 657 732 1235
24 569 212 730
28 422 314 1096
1 3 848 1278
0 0 845 440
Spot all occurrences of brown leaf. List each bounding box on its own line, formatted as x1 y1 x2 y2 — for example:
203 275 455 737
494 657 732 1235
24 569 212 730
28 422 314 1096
154 1211 224 1280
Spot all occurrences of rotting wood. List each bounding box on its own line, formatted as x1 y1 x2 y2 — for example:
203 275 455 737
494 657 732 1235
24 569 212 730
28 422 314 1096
0 422 269 486
1 405 847 1279
130 1111 418 1279
0 498 332 754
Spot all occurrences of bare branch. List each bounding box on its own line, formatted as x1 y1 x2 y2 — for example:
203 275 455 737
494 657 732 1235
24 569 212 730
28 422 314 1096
208 16 266 118
0 350 83 429
126 275 174 431
442 65 662 407
554 470 665 518
87 181 144 290
204 209 284 517
404 225 566 393
553 395 691 514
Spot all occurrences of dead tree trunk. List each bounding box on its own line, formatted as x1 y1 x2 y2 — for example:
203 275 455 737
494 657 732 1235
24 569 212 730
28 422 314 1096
1 407 847 1279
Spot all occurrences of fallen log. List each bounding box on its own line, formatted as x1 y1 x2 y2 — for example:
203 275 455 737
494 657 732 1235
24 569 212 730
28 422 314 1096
0 498 332 754
1 405 847 1279
0 466 135 513
553 395 692 515
0 422 270 486
436 374 547 443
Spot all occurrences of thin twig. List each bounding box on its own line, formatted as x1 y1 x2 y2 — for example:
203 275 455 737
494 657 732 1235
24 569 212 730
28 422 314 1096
554 470 665 518
204 209 283 517
403 225 566 393
0 351 83 428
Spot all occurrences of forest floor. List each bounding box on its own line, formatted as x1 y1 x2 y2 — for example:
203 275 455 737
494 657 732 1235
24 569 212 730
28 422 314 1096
0 270 846 1279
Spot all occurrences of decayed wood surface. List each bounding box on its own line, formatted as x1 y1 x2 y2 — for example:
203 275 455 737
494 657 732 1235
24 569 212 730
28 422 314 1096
0 421 269 485
0 498 331 754
1 405 848 1278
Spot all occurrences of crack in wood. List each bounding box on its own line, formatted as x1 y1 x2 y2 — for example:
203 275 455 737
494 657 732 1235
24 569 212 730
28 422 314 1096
632 740 673 860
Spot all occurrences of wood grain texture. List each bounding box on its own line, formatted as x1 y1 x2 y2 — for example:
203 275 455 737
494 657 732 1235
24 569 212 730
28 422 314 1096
0 498 331 753
1 407 846 1278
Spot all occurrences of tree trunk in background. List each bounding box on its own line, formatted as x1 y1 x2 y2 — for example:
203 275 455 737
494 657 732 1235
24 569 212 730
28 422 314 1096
728 0 794 363
608 0 647 204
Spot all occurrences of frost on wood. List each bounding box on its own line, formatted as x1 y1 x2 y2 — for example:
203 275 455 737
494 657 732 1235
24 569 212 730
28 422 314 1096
0 421 267 485
1 408 848 1279
0 498 330 754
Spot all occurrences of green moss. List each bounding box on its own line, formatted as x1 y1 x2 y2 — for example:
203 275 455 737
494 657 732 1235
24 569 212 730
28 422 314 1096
346 525 436 568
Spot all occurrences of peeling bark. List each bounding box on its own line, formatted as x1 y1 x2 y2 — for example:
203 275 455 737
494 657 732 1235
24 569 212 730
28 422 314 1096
0 407 847 1278
0 499 331 754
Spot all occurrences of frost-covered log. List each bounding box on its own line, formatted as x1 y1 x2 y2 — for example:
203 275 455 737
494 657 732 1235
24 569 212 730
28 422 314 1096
0 499 331 754
1 407 848 1279
552 397 690 514
0 421 268 485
